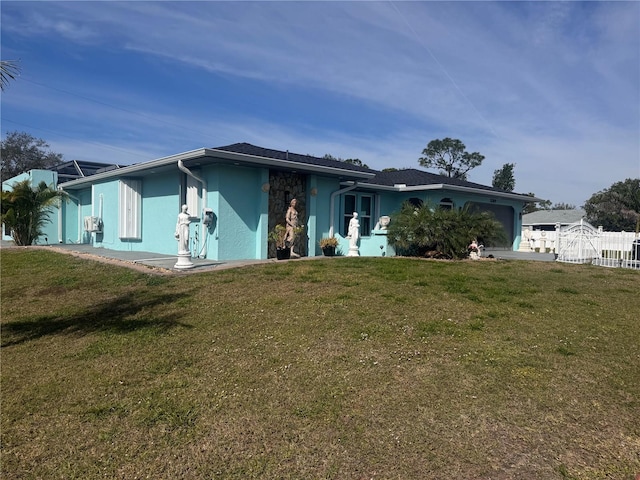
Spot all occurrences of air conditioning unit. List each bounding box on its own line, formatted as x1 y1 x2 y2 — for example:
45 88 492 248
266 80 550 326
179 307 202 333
84 216 103 233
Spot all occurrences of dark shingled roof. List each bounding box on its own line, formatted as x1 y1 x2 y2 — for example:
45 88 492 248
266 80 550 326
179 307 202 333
214 142 377 174
213 144 521 196
363 168 511 194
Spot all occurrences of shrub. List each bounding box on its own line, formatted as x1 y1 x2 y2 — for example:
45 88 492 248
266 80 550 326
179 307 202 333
319 236 339 248
387 202 506 259
1 180 67 246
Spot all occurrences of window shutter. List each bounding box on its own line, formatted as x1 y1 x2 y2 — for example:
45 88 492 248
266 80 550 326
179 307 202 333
119 179 142 239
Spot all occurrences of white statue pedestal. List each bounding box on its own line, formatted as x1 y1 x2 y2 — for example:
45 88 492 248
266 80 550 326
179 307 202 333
347 245 359 257
174 252 195 269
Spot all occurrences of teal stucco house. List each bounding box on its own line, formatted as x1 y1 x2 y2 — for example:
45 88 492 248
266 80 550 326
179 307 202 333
3 143 535 258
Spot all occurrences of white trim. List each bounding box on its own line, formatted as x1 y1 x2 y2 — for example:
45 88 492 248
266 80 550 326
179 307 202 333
345 181 541 203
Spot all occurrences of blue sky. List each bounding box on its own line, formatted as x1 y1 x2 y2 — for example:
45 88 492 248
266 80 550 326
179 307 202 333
1 1 638 206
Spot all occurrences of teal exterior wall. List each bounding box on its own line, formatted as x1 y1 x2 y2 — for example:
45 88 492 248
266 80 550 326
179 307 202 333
212 165 266 261
61 188 92 244
138 172 181 254
91 180 119 248
309 176 342 256
81 173 178 254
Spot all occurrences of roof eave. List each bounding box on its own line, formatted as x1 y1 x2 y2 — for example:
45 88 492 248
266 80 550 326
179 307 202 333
350 181 543 202
59 148 209 189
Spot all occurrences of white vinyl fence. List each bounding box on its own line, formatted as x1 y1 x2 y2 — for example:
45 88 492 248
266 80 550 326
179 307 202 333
524 220 640 269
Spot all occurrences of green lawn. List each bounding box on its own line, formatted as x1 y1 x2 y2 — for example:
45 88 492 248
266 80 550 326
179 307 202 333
1 249 639 479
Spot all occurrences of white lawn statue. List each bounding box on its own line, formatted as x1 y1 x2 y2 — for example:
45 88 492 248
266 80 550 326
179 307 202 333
174 204 195 269
347 212 360 257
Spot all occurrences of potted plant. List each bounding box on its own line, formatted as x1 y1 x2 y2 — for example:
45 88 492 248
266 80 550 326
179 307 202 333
319 236 339 256
268 224 305 260
269 224 290 260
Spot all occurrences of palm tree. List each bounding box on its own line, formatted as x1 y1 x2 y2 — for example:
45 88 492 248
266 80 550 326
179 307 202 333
387 202 507 259
1 180 67 245
1 60 21 91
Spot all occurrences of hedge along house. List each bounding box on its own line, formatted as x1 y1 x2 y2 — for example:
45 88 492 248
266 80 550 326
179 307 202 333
3 143 536 258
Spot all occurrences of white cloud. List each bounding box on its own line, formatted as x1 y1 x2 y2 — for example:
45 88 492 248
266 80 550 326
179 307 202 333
2 1 637 207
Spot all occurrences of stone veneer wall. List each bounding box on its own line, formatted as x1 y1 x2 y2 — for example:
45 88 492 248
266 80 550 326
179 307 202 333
268 171 307 258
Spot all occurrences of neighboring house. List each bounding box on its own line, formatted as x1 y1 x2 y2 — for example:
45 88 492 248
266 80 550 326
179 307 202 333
520 209 587 253
522 209 586 232
2 143 537 259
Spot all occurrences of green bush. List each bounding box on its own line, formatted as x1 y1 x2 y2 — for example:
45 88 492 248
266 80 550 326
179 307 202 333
1 180 67 246
387 202 506 259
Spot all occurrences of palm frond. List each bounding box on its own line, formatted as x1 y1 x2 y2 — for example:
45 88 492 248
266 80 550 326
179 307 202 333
1 60 21 91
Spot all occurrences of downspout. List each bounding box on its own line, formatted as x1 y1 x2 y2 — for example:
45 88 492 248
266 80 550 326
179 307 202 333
177 159 208 258
329 183 358 237
57 195 63 244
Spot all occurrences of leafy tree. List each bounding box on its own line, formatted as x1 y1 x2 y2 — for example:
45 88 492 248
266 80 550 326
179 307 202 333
418 138 484 180
584 178 640 232
343 158 369 168
387 202 506 259
323 154 369 169
492 163 515 191
522 194 551 214
381 167 399 172
551 202 576 210
0 59 20 91
1 132 64 183
1 179 67 245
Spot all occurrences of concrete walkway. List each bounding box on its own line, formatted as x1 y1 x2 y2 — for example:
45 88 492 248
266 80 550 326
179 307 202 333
1 240 282 273
483 248 556 262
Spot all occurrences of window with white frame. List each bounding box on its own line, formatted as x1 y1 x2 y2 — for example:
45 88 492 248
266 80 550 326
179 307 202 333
342 193 373 237
119 179 142 239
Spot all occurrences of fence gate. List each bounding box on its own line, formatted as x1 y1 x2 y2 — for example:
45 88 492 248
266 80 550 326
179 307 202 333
556 219 601 264
556 219 639 268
